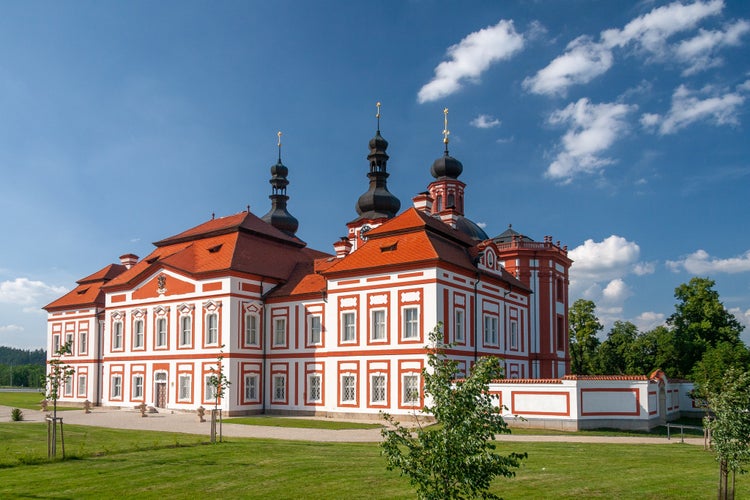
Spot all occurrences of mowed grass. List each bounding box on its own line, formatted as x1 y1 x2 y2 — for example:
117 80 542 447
224 415 382 430
0 390 78 411
0 422 746 499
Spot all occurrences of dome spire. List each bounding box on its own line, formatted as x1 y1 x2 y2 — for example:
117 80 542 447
443 107 450 155
261 130 299 236
353 102 401 220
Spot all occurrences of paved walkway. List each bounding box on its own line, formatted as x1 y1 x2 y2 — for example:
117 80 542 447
0 405 705 445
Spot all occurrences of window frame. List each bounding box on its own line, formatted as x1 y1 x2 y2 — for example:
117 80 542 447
205 312 219 346
341 311 356 343
111 375 123 400
244 312 259 347
112 321 123 350
272 374 286 403
155 317 168 348
402 373 420 406
341 374 357 405
273 317 287 347
133 319 144 349
178 374 192 402
179 315 192 347
483 315 499 346
454 308 465 343
244 373 259 402
370 308 387 342
307 373 322 404
308 314 322 346
132 374 144 400
402 306 420 340
370 373 387 405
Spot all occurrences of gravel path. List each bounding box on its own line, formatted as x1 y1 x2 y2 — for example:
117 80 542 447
0 405 705 445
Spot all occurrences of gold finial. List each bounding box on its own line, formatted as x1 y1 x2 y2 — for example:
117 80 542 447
376 101 381 130
277 131 282 162
443 108 450 147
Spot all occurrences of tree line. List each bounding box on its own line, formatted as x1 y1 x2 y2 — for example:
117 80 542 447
0 346 47 388
569 276 747 394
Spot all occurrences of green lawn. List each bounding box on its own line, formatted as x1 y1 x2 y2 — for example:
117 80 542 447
0 422 744 499
224 415 382 430
0 390 78 411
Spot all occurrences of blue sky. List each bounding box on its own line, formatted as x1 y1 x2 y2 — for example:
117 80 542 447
1 0 749 350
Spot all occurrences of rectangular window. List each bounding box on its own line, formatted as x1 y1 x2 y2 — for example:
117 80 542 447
52 334 61 355
483 316 498 346
64 376 73 397
133 319 144 349
454 309 465 343
206 313 218 345
273 318 286 346
79 330 88 355
180 316 192 347
272 375 286 402
371 374 386 404
77 375 87 396
307 374 322 403
178 375 192 401
556 315 565 351
65 332 74 354
111 375 122 399
341 375 356 403
510 320 518 350
113 322 123 350
370 309 386 341
245 314 258 346
402 374 419 405
244 374 258 401
342 312 356 342
205 375 217 402
309 315 322 345
132 375 144 399
156 318 167 348
403 307 419 339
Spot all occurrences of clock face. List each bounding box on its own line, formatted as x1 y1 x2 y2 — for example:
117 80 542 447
360 224 372 241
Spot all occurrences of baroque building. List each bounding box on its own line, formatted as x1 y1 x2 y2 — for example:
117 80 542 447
44 109 571 417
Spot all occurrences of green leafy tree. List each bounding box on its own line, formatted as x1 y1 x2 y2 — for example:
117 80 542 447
668 277 745 378
381 324 526 500
46 342 75 420
593 321 640 375
705 368 750 499
568 299 603 375
207 347 230 443
692 342 750 402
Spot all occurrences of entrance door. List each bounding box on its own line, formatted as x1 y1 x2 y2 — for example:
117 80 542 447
155 372 168 408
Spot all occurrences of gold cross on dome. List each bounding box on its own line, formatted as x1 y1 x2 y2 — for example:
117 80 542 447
443 108 450 145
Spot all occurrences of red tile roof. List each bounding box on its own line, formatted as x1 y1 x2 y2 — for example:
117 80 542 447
44 263 127 311
103 212 331 291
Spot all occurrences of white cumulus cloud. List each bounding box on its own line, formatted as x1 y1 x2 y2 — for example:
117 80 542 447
545 98 636 181
569 235 642 283
526 0 725 96
632 311 667 331
641 83 747 134
470 114 501 128
675 19 750 75
666 249 750 274
418 20 525 103
0 324 24 333
0 278 68 306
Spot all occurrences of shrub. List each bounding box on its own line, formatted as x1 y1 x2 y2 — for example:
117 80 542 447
11 408 23 421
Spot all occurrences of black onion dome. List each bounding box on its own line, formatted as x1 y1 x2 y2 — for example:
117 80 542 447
369 130 389 153
261 205 299 236
454 215 489 242
270 159 289 183
430 152 464 179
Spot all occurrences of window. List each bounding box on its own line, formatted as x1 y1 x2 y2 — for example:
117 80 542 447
132 375 144 399
483 315 498 346
245 313 259 346
454 309 465 343
403 307 419 340
244 374 258 401
342 312 356 342
111 375 122 399
113 321 123 350
402 374 419 405
79 330 88 355
178 375 192 401
510 321 518 350
307 374 322 403
65 332 74 353
556 315 565 351
341 375 356 403
370 309 386 341
52 334 61 355
273 318 286 346
205 375 217 402
309 315 322 345
64 376 73 397
371 374 386 404
156 318 167 348
206 313 218 345
77 375 87 396
180 316 192 347
272 375 286 402
133 319 144 349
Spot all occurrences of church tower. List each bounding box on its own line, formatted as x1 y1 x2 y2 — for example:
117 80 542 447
427 108 488 241
261 131 299 237
343 103 401 252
